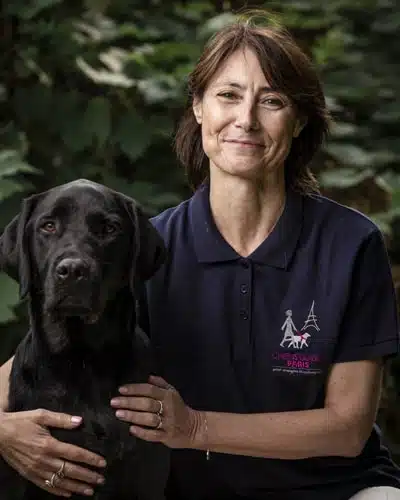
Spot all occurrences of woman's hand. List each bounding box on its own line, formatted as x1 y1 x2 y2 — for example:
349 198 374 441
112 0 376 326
0 410 106 497
111 375 204 449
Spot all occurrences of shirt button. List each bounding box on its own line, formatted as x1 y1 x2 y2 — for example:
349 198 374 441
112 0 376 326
240 284 248 294
240 259 250 268
240 310 249 320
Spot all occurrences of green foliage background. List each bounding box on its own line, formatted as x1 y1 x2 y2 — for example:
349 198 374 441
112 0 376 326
1 0 399 460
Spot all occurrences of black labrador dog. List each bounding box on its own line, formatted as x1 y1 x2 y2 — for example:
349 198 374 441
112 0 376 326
0 179 169 500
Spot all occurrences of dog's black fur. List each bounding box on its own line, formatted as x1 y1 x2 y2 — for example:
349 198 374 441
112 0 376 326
0 179 169 500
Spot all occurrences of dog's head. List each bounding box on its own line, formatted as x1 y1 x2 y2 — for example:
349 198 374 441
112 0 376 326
0 179 165 324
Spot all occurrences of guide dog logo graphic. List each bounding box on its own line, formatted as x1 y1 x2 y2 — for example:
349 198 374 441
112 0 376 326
280 301 319 349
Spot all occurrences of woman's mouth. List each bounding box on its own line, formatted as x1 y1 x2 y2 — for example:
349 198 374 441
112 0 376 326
225 139 264 148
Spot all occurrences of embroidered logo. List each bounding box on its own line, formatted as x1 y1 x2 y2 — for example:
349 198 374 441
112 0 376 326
272 301 322 376
280 301 319 350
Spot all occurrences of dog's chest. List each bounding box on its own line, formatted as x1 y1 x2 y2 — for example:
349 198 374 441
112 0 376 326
7 334 170 499
10 353 140 463
46 380 135 461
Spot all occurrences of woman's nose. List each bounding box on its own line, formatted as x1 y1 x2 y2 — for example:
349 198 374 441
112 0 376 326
235 100 259 131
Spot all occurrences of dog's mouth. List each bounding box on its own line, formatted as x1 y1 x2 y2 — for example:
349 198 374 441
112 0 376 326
48 296 102 324
56 305 101 324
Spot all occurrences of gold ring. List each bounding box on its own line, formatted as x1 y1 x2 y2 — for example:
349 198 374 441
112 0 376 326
45 472 58 488
155 414 163 430
56 460 66 479
156 400 163 416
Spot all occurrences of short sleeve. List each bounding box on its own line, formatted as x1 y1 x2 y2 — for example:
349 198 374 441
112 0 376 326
333 229 400 363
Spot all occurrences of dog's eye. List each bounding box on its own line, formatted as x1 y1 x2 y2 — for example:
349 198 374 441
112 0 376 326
40 221 57 234
103 223 118 235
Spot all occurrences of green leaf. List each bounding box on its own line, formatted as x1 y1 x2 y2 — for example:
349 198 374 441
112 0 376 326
0 123 28 154
82 97 112 147
0 194 25 230
84 0 111 13
114 112 152 161
0 150 39 177
197 13 237 39
329 122 358 139
0 274 20 323
318 168 374 189
76 57 134 88
101 177 182 214
0 179 31 202
61 121 92 153
11 0 62 20
325 144 373 168
137 75 180 104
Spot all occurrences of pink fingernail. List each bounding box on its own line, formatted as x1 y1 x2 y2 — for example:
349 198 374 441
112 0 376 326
119 387 128 394
71 416 82 423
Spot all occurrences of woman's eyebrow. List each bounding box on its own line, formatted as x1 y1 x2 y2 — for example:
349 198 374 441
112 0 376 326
213 81 279 93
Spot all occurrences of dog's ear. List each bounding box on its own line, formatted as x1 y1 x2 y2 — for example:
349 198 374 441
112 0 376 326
122 198 166 289
0 194 40 299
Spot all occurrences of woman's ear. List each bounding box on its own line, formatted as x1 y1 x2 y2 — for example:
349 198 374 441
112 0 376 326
192 97 203 124
293 116 307 138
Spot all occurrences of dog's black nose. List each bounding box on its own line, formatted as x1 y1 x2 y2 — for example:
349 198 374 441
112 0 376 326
55 258 89 282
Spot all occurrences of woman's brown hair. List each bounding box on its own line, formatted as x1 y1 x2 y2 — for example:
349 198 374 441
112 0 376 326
174 12 331 194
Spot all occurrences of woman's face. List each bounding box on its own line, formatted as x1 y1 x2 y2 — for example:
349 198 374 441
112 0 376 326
193 47 305 182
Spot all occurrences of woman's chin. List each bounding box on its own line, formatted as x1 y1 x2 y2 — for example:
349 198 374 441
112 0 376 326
211 160 281 182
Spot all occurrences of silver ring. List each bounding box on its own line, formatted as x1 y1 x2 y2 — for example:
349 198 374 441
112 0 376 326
56 460 66 479
156 400 163 416
45 472 58 488
155 414 163 430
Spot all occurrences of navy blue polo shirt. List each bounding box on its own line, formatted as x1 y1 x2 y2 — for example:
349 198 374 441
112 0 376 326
141 182 400 500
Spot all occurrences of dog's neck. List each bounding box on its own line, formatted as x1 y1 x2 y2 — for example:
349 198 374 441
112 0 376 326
29 286 137 360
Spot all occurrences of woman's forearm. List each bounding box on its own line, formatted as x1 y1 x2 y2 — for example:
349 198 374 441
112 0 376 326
195 407 363 460
190 361 381 460
0 357 13 411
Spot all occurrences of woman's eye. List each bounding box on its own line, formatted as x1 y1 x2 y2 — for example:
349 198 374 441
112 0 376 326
262 97 285 108
40 221 57 234
218 92 236 99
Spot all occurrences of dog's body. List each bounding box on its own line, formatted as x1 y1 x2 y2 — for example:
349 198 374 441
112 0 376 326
0 179 169 500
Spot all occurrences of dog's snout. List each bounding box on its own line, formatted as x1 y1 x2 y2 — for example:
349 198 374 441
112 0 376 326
55 258 89 282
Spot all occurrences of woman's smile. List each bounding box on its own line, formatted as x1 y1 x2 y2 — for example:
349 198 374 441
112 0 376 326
223 139 265 148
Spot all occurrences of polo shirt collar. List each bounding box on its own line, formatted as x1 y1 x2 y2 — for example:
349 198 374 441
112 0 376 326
189 182 303 268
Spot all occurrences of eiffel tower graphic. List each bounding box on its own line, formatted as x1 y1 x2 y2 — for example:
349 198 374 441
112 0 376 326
301 301 320 331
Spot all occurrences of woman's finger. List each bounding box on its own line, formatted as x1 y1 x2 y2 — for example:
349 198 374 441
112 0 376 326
35 468 95 497
111 396 160 413
50 439 106 469
129 425 164 443
30 409 83 430
26 453 105 487
2 454 70 498
148 375 173 390
32 477 71 498
118 383 163 399
59 460 104 486
115 409 161 429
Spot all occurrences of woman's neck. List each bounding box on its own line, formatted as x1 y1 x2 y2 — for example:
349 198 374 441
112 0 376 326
209 169 286 258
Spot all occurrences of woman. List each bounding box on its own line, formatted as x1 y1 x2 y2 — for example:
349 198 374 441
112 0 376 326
1 13 400 500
